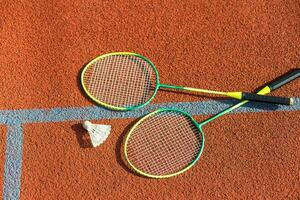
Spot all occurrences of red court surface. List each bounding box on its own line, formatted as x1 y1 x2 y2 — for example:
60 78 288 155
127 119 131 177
1 0 300 199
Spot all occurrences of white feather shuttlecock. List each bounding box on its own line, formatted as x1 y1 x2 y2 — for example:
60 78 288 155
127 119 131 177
82 121 111 147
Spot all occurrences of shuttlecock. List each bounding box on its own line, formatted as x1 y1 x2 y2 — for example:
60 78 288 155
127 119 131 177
82 121 111 147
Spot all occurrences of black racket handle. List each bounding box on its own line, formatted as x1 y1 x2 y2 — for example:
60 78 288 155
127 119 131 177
242 92 293 105
268 68 300 91
240 68 300 105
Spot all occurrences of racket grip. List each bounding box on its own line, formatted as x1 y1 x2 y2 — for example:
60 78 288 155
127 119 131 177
268 68 300 91
242 92 293 105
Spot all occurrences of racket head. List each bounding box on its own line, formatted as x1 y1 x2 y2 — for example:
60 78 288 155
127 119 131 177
81 52 160 111
124 108 205 178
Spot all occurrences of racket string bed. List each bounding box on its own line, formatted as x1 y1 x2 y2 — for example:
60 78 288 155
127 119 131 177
126 111 202 176
124 55 155 107
82 55 157 108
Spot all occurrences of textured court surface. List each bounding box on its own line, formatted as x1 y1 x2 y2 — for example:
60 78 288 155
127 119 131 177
1 1 300 199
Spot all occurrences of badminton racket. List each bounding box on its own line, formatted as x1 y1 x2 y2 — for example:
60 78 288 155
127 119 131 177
123 69 299 178
81 52 294 111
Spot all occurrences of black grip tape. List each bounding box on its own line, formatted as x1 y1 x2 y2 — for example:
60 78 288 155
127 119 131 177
242 92 292 105
269 69 300 91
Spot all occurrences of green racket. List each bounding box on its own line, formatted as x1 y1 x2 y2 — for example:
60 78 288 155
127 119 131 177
123 69 299 178
81 52 294 111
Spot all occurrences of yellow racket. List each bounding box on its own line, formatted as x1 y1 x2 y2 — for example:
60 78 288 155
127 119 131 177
124 69 299 178
81 52 295 110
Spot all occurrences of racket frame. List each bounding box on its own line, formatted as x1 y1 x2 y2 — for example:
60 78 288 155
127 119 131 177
81 52 160 111
124 108 205 178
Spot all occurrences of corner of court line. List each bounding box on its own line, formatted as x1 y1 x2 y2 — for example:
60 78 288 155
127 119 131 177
0 125 7 198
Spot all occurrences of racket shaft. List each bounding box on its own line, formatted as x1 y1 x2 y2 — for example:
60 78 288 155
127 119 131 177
159 84 227 95
159 84 292 105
